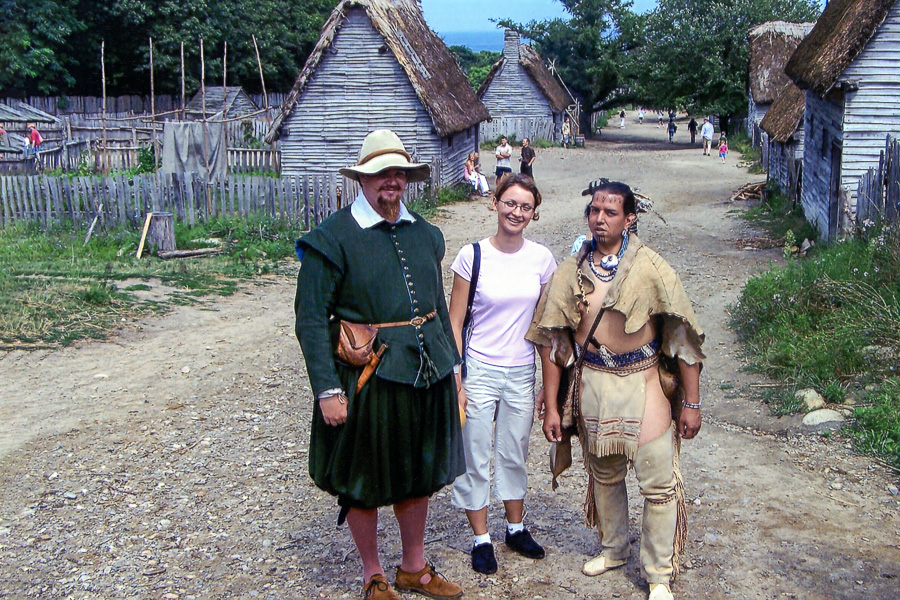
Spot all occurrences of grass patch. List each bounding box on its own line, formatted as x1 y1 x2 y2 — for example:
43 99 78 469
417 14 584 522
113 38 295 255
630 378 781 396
740 183 819 244
407 184 473 219
0 216 301 347
850 379 900 468
731 224 900 462
730 132 765 174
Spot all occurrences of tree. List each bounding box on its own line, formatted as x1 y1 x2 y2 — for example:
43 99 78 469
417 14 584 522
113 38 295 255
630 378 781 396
633 0 821 129
448 45 500 90
0 0 85 95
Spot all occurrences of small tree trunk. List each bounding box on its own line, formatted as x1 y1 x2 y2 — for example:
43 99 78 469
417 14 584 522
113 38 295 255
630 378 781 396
147 212 176 253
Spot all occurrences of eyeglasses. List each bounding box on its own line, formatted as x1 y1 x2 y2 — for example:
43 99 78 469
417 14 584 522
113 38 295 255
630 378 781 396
498 199 535 213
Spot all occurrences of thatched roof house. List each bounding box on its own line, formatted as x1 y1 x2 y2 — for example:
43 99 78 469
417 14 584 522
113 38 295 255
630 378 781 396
785 0 900 239
186 86 260 120
0 101 58 125
747 21 813 149
759 83 806 199
477 30 574 143
265 0 488 185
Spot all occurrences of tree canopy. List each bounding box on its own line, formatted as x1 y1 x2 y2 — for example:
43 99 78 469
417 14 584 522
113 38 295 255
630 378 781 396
0 0 338 97
448 46 500 90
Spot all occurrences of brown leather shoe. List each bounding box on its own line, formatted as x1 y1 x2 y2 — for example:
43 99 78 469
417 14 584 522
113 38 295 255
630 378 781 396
363 574 400 600
395 563 463 599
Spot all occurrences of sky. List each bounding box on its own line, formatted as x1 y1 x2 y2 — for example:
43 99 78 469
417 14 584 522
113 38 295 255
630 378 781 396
421 0 659 33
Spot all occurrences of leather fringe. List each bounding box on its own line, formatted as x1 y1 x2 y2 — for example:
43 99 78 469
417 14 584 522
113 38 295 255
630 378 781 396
584 470 596 528
672 433 687 581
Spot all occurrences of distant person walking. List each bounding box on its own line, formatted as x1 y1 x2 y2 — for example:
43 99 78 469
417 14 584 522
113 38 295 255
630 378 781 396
700 118 715 156
619 110 626 129
656 111 664 128
25 123 42 159
520 137 536 178
495 136 513 179
561 117 572 148
667 119 677 143
718 136 728 163
687 118 698 144
638 108 644 125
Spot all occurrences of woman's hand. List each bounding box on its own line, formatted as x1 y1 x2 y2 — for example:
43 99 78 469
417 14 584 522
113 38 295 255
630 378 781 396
535 387 546 420
319 394 348 426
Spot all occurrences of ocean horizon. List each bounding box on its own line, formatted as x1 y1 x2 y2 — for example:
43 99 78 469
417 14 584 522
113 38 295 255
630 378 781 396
439 30 505 53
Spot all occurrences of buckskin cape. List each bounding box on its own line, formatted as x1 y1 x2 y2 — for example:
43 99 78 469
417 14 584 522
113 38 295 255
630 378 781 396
525 235 705 486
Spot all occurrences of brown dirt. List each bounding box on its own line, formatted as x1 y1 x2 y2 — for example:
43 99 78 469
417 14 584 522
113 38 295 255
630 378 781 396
1 123 898 600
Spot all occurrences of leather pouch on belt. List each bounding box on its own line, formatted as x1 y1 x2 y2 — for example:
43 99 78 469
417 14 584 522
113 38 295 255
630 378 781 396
336 320 377 367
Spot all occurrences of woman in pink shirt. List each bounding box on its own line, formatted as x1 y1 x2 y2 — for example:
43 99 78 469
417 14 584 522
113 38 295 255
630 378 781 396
448 173 557 575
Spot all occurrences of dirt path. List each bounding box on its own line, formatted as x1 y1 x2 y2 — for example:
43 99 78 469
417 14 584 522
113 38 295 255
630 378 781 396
1 123 898 599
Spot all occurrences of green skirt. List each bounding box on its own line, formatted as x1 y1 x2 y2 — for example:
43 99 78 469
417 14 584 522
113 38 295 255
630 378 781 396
309 364 465 510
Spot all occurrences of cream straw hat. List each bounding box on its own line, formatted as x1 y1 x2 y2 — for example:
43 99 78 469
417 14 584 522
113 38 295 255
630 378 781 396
339 129 430 183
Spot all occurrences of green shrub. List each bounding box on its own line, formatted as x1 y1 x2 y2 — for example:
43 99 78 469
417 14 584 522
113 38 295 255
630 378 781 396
851 378 900 468
480 133 517 150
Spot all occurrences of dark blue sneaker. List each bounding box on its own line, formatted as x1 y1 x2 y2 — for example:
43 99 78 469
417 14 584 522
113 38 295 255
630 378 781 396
471 542 498 574
505 528 545 559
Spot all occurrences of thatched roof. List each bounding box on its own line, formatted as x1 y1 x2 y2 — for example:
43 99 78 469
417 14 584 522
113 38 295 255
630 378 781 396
266 0 488 143
477 38 571 113
748 21 814 103
186 86 259 118
0 101 57 124
759 83 806 142
786 0 896 94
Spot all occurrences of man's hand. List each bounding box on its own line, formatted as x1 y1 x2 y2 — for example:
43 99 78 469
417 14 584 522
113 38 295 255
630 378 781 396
542 410 562 443
319 394 348 426
678 406 701 439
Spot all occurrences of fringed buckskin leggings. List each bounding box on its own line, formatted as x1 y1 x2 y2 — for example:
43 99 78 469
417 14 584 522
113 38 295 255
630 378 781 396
587 423 677 585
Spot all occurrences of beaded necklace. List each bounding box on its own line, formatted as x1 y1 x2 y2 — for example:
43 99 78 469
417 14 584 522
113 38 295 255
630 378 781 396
587 233 629 282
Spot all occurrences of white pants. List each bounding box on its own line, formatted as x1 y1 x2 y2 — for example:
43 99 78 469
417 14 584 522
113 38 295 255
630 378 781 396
452 357 536 510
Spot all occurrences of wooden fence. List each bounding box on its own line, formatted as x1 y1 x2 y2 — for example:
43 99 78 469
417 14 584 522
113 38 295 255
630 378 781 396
0 171 432 230
856 135 900 227
479 118 557 145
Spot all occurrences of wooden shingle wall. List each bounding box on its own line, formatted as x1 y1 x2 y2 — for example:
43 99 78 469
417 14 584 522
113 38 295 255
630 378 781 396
800 91 844 237
279 9 472 185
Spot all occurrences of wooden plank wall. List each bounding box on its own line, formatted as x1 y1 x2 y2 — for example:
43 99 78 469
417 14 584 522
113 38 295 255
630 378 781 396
800 91 844 237
836 2 900 216
479 118 555 144
1 93 289 116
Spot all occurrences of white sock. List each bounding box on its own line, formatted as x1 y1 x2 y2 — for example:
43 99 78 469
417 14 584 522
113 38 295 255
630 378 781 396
473 533 491 547
507 521 524 534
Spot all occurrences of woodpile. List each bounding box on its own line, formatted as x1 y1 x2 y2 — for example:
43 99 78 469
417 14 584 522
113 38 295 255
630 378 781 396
731 182 765 201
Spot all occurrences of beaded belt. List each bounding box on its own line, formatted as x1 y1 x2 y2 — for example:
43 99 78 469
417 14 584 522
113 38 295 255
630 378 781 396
578 339 660 374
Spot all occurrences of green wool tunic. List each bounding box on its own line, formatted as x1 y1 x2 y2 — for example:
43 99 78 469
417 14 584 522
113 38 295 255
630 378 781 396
295 205 464 509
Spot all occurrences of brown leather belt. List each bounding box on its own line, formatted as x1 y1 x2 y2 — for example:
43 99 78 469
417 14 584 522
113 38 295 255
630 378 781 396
372 310 436 329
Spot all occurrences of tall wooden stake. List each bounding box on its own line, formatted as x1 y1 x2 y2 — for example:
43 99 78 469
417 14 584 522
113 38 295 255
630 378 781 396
200 38 211 213
222 40 228 177
180 41 186 120
252 35 269 116
101 40 108 175
149 37 158 175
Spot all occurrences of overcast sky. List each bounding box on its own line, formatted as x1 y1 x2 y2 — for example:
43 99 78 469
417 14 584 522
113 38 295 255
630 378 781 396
421 0 659 33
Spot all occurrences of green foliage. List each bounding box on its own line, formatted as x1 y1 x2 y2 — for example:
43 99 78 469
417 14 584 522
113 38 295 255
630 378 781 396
851 379 900 468
632 0 821 122
531 138 558 149
480 133 517 150
1 0 338 95
0 216 300 346
731 227 900 396
448 45 500 90
406 184 473 218
739 182 818 244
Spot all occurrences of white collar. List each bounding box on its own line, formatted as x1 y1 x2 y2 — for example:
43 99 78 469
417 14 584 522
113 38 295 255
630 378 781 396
350 191 416 229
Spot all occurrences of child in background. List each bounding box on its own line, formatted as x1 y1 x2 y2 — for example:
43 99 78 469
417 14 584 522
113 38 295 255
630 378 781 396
718 136 728 163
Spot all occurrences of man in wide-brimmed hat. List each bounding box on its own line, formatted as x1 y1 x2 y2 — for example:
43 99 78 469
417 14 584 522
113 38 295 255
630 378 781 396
295 129 465 600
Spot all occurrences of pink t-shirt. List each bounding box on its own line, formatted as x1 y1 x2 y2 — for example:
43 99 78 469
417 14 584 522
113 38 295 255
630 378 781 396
451 238 556 367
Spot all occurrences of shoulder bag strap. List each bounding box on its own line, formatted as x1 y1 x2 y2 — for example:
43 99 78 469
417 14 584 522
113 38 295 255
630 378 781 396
460 242 481 377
